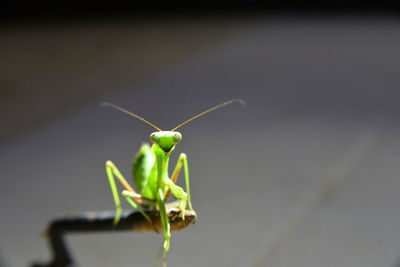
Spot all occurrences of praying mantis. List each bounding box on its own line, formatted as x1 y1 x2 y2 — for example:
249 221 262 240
102 99 244 252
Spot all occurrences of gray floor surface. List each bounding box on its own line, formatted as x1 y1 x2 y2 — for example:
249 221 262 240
1 16 400 267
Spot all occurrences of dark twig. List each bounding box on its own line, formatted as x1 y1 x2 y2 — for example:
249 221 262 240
31 203 196 267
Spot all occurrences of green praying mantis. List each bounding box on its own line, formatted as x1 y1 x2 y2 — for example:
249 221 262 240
102 99 244 252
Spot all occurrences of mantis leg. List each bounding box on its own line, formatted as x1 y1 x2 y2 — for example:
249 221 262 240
157 189 171 252
164 179 187 219
164 153 193 211
105 160 143 224
122 190 153 226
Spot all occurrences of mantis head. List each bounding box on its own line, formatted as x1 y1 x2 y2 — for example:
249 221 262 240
101 99 245 154
149 131 182 154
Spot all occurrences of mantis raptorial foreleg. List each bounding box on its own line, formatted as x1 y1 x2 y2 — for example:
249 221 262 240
165 153 193 211
164 179 187 219
106 160 144 224
157 189 171 251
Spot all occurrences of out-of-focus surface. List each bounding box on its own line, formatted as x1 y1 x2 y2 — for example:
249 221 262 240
1 14 400 267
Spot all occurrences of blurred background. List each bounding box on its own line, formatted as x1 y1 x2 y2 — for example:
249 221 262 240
1 4 400 267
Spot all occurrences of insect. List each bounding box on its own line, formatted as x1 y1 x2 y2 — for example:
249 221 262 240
101 99 244 252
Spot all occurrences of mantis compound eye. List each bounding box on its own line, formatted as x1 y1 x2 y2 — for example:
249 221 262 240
172 132 182 144
150 132 160 144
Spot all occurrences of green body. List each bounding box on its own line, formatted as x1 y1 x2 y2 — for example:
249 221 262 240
106 131 192 252
102 98 243 253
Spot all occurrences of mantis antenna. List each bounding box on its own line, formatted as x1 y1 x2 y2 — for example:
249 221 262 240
171 98 245 131
101 102 162 131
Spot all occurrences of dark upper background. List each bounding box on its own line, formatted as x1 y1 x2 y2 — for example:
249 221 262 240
0 4 399 145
